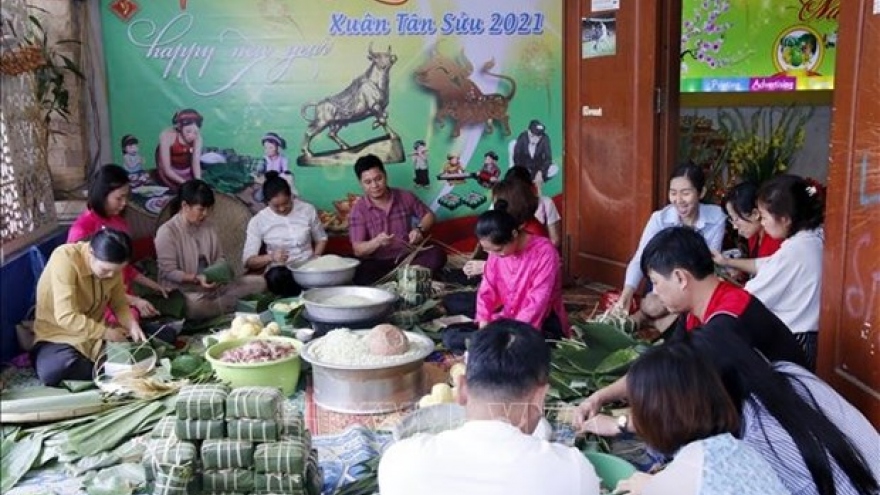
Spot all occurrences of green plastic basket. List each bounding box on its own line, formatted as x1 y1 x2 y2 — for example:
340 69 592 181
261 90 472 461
584 451 637 491
205 336 303 396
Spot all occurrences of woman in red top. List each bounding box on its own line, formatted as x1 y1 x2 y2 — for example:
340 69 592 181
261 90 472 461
712 181 783 277
68 164 167 320
155 108 203 190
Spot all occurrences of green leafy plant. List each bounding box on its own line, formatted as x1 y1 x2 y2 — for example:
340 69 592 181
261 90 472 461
29 8 84 126
2 6 84 126
718 105 812 185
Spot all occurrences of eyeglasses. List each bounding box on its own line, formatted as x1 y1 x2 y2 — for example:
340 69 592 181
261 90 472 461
728 213 761 225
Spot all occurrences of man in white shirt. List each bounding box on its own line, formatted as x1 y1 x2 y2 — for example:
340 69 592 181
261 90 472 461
378 319 601 495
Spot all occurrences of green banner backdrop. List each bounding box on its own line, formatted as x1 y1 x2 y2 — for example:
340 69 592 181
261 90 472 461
100 0 563 234
680 0 838 92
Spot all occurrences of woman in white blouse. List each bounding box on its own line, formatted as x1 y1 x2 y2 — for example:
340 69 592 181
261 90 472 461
243 171 328 296
745 174 824 369
617 164 726 312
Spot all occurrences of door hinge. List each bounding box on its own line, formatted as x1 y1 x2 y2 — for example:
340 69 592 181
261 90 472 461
655 87 664 114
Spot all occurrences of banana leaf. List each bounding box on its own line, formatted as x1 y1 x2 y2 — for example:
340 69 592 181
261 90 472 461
182 314 233 334
105 342 155 364
63 380 97 392
575 321 638 353
82 463 146 495
236 292 276 313
203 163 252 194
69 437 146 477
64 396 175 457
593 347 642 375
170 353 208 380
202 261 234 284
1 430 43 492
552 341 609 374
143 290 188 319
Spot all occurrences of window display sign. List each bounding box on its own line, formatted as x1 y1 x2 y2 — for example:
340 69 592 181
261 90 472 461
680 0 838 92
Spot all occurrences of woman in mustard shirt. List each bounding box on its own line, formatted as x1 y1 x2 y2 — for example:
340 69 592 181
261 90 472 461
32 228 146 386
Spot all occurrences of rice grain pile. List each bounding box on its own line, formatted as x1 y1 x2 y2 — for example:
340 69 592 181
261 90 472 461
318 294 375 307
309 328 431 366
296 255 358 272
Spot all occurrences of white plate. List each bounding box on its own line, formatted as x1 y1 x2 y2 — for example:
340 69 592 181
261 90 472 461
132 185 170 198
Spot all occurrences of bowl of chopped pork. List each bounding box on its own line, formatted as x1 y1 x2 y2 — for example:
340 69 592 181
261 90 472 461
205 336 303 395
290 254 360 288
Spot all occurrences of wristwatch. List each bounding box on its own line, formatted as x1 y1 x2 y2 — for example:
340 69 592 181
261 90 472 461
617 414 629 434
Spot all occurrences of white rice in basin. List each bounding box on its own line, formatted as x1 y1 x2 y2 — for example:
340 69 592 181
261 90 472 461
296 255 358 272
310 328 431 366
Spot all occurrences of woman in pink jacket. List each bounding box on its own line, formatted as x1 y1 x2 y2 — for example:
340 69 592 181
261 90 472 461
68 164 166 320
475 200 570 339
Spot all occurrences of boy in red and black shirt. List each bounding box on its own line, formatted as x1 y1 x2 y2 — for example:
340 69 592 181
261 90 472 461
575 226 807 428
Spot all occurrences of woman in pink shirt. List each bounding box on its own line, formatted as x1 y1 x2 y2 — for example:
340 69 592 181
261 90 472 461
475 201 570 338
68 165 166 320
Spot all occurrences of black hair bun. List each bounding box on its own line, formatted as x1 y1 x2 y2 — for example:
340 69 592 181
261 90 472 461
265 171 281 180
494 198 509 212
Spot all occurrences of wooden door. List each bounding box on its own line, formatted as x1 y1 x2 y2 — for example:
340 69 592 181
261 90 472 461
563 0 680 286
818 0 880 427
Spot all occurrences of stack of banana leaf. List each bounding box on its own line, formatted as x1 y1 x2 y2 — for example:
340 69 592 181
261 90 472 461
548 320 652 402
202 162 253 195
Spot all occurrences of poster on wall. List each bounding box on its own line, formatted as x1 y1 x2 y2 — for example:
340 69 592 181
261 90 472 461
100 0 564 240
680 0 838 93
581 13 617 59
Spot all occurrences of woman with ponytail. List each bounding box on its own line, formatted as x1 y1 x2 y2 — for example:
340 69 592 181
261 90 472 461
745 174 825 368
474 201 569 339
691 330 879 495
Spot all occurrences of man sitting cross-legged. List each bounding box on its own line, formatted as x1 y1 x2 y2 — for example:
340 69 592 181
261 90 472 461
378 319 601 495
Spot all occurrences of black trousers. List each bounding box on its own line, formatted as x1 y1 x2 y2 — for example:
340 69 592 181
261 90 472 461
265 266 303 297
352 245 448 286
794 331 818 372
32 341 94 386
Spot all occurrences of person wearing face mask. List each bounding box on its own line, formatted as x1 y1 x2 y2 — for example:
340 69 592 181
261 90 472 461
711 181 783 278
155 108 204 190
616 164 727 314
68 165 168 321
32 228 147 386
155 180 265 319
744 174 825 369
474 203 569 338
378 319 601 495
243 171 327 297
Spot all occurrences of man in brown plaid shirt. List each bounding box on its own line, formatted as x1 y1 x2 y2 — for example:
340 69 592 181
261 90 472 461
349 154 447 285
